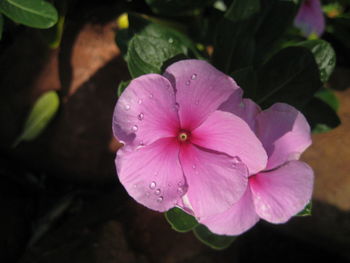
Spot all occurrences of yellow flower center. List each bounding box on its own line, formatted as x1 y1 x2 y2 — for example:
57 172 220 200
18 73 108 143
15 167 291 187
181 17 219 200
178 132 188 142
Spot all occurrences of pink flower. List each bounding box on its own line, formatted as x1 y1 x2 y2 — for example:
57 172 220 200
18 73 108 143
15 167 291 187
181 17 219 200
294 0 325 37
113 60 268 219
198 101 314 235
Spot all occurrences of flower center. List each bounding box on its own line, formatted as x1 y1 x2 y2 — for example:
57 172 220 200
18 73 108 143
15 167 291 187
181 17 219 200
178 131 189 142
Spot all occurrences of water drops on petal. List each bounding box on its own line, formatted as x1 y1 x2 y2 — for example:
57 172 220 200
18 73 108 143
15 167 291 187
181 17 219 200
124 104 130 110
157 196 163 203
177 187 184 195
149 181 156 189
192 164 196 169
138 99 143 104
177 181 183 187
131 125 138 132
185 80 191 86
191 74 197 80
149 93 153 99
138 113 144 120
155 189 161 195
195 100 199 105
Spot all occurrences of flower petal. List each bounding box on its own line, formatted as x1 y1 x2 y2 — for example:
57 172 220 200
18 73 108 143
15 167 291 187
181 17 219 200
250 160 314 223
164 59 241 130
219 97 261 131
294 0 325 37
115 138 186 212
255 103 312 169
191 110 267 175
179 143 248 219
113 74 180 147
200 187 260 236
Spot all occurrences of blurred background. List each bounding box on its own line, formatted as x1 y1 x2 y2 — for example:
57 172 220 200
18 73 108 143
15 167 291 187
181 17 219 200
1 0 350 262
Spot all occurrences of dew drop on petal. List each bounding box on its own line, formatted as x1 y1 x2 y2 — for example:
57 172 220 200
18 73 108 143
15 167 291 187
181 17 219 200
191 74 197 80
195 100 199 105
138 113 144 120
157 196 163 203
131 125 138 132
149 93 153 99
125 104 130 110
232 156 242 166
177 181 183 187
192 164 196 169
185 80 191 86
177 187 184 195
149 181 156 189
138 99 143 104
155 189 161 195
133 184 137 188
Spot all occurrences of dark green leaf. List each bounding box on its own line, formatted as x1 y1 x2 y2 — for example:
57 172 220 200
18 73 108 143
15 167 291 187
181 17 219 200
193 224 236 250
303 97 341 133
117 80 130 97
296 40 336 83
125 15 201 78
165 207 198 232
0 14 3 40
297 202 312 216
231 67 257 99
224 0 260 22
256 47 321 109
12 91 60 147
145 0 213 16
0 0 58 29
41 15 64 49
254 0 298 64
212 0 259 73
315 88 339 112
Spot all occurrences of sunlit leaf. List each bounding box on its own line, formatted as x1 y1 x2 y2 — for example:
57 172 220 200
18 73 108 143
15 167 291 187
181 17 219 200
0 0 58 29
12 91 60 147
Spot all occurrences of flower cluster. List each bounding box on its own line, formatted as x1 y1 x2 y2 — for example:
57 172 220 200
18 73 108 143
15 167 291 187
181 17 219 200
112 59 313 235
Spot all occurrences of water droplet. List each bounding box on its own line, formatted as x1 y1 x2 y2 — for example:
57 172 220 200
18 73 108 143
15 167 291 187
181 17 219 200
177 181 183 187
125 104 130 110
177 187 184 195
131 125 138 132
138 113 144 120
191 74 197 80
138 99 142 104
139 140 144 146
185 80 191 86
232 156 241 164
192 165 196 169
155 189 161 195
149 181 156 189
168 38 174 43
195 100 199 105
149 93 153 99
133 184 137 188
157 196 163 203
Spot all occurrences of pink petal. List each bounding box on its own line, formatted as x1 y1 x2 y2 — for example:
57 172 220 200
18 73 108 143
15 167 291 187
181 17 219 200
255 103 312 170
219 97 261 131
179 143 248 219
113 74 180 147
115 138 186 212
191 110 267 175
164 59 241 131
200 187 260 236
250 160 314 224
294 0 325 37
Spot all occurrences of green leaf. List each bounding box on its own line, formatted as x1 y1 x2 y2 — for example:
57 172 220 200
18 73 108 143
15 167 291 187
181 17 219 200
296 40 336 83
0 0 58 29
212 0 259 73
125 15 201 78
315 88 339 112
12 91 60 147
231 67 257 99
0 14 3 40
303 97 341 133
165 207 198 233
41 15 64 49
145 0 213 16
256 47 321 109
117 80 130 97
297 202 312 216
254 0 298 64
193 224 236 250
